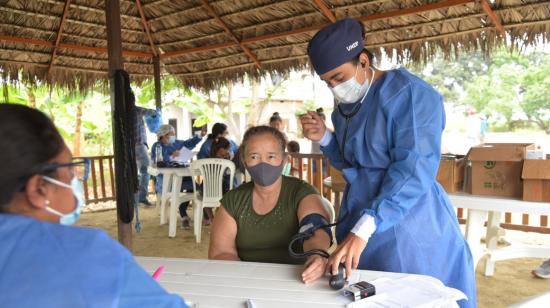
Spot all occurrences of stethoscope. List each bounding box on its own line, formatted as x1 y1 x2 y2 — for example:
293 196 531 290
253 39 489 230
336 66 375 167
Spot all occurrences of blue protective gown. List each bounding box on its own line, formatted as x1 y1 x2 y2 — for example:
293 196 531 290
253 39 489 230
0 214 187 308
322 68 476 307
151 136 202 193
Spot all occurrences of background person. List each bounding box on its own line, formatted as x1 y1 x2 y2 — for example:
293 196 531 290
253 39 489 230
151 124 204 229
197 123 238 159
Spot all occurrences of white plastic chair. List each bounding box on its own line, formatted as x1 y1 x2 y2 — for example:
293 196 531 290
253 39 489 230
191 158 235 243
147 166 173 224
168 169 196 237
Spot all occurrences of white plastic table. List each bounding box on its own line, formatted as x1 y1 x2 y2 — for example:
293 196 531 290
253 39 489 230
136 257 462 308
448 194 550 276
148 166 193 237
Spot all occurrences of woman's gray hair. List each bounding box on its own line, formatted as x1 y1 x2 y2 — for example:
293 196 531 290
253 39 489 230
240 125 287 160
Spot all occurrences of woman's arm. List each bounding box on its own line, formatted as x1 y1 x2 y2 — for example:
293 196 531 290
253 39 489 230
297 194 332 284
208 206 240 261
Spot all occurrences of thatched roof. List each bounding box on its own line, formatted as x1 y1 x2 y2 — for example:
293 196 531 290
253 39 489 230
1 0 549 91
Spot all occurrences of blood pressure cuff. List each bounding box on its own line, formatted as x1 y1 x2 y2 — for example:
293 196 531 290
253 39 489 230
298 213 333 246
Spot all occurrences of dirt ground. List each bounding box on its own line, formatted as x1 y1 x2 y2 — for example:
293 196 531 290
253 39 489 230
77 206 550 308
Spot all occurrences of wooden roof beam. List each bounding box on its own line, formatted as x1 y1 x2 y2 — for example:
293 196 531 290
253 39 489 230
479 0 506 36
200 0 262 69
135 0 159 56
313 0 336 23
47 0 71 75
5 23 150 50
0 6 144 35
162 0 474 59
0 35 153 58
37 0 142 23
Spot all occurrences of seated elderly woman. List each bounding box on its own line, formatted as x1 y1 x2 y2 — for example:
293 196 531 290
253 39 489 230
209 126 332 284
0 104 187 307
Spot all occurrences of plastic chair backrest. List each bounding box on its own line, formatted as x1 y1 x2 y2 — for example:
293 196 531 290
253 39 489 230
321 197 336 223
191 158 236 203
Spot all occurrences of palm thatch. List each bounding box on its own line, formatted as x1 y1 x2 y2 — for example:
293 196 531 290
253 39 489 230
1 0 549 91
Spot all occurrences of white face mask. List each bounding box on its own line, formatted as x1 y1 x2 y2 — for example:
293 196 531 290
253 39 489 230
43 176 85 225
331 65 375 104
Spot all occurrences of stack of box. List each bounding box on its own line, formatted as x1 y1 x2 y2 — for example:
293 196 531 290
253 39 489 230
436 155 465 193
437 143 548 202
521 154 550 202
466 143 535 198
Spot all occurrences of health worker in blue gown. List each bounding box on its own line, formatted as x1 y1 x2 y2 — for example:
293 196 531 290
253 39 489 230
300 19 476 308
0 104 187 308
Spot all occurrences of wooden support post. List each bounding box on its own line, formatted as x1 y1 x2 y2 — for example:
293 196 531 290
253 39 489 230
105 0 132 251
153 55 162 110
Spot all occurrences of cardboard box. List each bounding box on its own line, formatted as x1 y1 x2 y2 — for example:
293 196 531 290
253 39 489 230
437 155 465 193
468 143 535 198
522 160 550 202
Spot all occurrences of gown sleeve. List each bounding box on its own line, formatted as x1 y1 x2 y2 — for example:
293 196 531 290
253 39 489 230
320 131 348 171
117 255 188 308
178 136 202 151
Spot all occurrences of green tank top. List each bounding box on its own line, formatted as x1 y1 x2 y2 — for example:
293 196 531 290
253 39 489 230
221 176 319 264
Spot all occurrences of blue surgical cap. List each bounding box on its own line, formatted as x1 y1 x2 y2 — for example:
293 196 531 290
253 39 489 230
307 19 364 75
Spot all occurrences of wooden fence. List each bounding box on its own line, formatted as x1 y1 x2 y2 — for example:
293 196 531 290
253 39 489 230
82 153 548 234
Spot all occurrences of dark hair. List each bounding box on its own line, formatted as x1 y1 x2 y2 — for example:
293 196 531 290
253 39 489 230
287 141 300 153
350 48 374 66
0 104 65 211
210 137 231 158
207 123 227 140
240 126 287 160
269 112 282 124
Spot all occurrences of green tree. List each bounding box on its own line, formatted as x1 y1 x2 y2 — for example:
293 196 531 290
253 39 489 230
520 53 550 134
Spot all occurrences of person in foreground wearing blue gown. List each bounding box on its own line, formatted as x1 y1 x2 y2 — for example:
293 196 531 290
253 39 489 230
197 123 238 159
0 104 187 308
300 19 476 307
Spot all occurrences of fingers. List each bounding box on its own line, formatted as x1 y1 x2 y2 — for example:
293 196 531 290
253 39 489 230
352 252 360 270
302 257 326 284
300 111 322 125
328 247 345 275
344 254 353 279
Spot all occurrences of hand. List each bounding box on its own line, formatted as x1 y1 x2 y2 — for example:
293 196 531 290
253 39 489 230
327 233 367 279
171 151 179 158
302 255 327 284
300 111 327 142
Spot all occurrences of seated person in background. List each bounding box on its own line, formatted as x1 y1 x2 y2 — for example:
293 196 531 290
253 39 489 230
151 124 205 229
0 104 186 307
283 141 300 177
196 137 235 223
209 126 331 284
210 137 237 194
198 123 238 159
